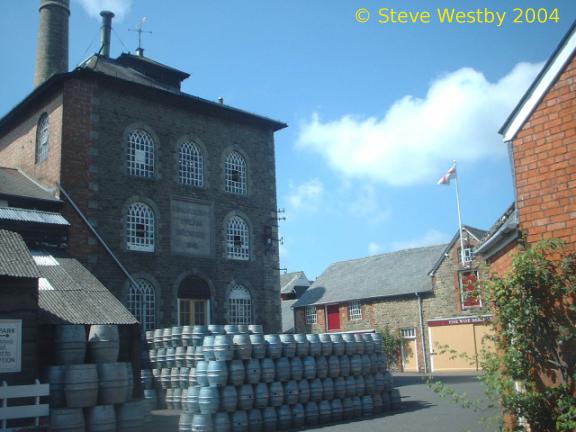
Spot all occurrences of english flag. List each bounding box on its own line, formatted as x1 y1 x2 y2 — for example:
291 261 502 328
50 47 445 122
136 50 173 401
437 164 456 185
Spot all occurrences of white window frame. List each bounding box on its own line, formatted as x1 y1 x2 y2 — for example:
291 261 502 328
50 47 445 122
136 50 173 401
128 278 156 331
127 129 155 177
36 113 49 164
401 328 416 339
179 141 203 186
462 248 474 263
305 305 317 324
226 215 250 260
228 284 252 325
126 202 155 252
224 151 247 195
348 300 362 321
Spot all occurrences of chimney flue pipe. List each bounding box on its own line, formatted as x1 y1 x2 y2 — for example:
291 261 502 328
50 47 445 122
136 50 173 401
100 11 114 58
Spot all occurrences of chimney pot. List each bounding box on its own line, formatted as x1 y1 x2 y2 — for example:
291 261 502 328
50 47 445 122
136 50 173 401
100 10 114 58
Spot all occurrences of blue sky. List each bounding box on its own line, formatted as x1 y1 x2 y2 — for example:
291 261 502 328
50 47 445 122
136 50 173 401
1 1 575 279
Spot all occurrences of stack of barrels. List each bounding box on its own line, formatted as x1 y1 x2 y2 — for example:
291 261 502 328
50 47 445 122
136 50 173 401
42 324 145 432
144 326 400 432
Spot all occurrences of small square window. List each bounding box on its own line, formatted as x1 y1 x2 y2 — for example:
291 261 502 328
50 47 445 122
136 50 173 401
348 300 362 321
305 306 317 324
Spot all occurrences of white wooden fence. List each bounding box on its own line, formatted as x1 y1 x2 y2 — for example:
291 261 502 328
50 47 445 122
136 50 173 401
0 380 49 431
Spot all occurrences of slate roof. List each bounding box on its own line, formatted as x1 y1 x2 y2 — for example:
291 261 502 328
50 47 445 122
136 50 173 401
34 252 137 325
281 299 297 333
0 207 69 226
293 244 447 308
0 167 59 202
0 229 40 278
280 271 311 294
428 225 488 275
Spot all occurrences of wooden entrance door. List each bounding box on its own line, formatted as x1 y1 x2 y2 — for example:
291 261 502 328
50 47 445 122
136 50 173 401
327 305 340 331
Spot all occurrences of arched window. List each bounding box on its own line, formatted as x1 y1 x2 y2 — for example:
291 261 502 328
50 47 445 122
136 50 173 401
179 141 203 186
228 284 252 325
127 129 154 177
226 215 249 260
224 151 247 195
126 202 155 252
36 113 49 163
128 278 156 331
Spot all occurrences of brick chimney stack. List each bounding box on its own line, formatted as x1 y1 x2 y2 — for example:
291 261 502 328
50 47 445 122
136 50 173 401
34 0 70 87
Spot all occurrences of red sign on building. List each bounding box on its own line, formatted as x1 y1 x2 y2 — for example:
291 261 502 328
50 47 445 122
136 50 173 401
460 271 481 308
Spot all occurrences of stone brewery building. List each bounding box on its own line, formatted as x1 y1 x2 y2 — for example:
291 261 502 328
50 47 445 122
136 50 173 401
0 0 286 332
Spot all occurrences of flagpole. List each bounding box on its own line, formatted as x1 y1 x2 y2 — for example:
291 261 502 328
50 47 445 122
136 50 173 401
453 160 466 266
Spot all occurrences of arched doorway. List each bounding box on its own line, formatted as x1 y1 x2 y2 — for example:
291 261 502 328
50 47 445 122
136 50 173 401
178 275 211 325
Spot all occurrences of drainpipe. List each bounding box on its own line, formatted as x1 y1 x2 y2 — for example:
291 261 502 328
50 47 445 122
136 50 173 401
416 292 429 373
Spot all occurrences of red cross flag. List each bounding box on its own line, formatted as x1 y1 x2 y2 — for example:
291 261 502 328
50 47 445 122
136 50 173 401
437 164 457 185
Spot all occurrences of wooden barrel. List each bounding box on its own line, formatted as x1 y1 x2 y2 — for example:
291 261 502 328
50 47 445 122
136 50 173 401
329 333 345 356
98 362 128 404
355 375 366 397
245 359 261 385
372 392 383 414
302 356 316 380
214 412 232 432
342 397 353 420
260 358 275 383
238 384 254 411
292 403 305 429
390 389 401 410
274 357 290 382
361 354 371 375
261 407 277 432
350 354 362 376
220 385 238 413
297 379 310 404
318 334 333 356
232 334 252 360
117 400 145 432
50 408 85 432
213 335 233 361
345 376 356 398
306 334 321 357
198 386 220 415
328 355 340 378
351 396 362 418
331 398 343 422
334 376 346 399
231 410 248 432
229 359 245 386
64 364 98 408
381 391 391 411
263 335 282 359
309 378 322 402
86 405 116 432
277 405 292 430
371 332 383 352
254 382 269 409
54 325 86 365
192 414 214 432
43 365 66 408
279 334 296 358
361 395 374 416
269 382 284 407
383 371 393 391
322 377 334 401
249 334 266 359
342 333 356 356
318 400 331 424
289 357 303 381
179 412 194 432
283 380 299 405
316 356 328 379
377 353 388 372
293 334 309 357
369 353 379 374
88 325 119 364
304 401 319 426
247 408 262 432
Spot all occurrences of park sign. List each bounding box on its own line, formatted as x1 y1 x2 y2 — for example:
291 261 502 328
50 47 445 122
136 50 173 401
0 319 22 373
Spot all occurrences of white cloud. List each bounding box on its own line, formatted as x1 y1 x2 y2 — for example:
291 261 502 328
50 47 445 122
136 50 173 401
347 185 389 224
74 0 132 21
297 62 543 186
368 242 383 255
287 179 324 214
390 229 451 251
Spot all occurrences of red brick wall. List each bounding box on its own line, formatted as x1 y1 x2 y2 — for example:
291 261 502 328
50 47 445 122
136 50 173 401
512 54 576 246
486 242 520 277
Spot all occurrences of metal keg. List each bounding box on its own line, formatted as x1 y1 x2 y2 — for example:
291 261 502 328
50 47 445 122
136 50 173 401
353 333 365 354
298 379 310 404
254 382 269 409
304 401 319 426
260 358 275 383
192 325 208 346
292 403 305 429
350 354 362 376
248 324 263 334
261 407 277 432
175 346 187 367
361 354 371 375
232 334 252 360
198 386 220 415
361 395 374 416
274 357 290 382
290 357 303 381
247 408 262 432
156 348 167 369
306 334 321 357
283 380 299 405
322 377 334 401
185 346 196 367
160 368 172 390
334 376 346 400
171 326 183 348
328 355 340 378
231 410 248 432
207 360 228 387
365 374 375 395
340 355 350 377
54 325 86 365
193 346 206 364
331 399 343 422
214 412 231 432
238 384 255 411
351 396 362 418
245 359 261 384
189 366 198 387
171 367 180 389
318 400 332 424
279 334 296 358
316 356 328 379
213 335 233 361
181 326 194 348
318 333 333 356
180 367 191 389
355 375 366 397
263 334 282 359
237 325 250 334
220 385 238 413
293 334 309 357
229 359 245 386
166 388 175 410
362 333 375 354
342 397 354 420
345 376 356 397
277 405 292 430
188 385 201 414
302 356 316 380
329 333 345 356
196 360 209 387
224 325 238 335
249 334 266 359
153 329 164 349
269 381 284 407
191 414 214 432
173 388 183 410
179 413 194 432
309 378 322 402
166 347 177 368
163 328 173 348
203 335 216 361
144 388 158 413
208 324 225 335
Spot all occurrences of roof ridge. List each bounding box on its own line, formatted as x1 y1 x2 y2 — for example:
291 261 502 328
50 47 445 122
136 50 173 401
328 243 449 267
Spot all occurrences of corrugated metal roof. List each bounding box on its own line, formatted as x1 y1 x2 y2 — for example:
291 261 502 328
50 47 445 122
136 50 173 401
0 207 69 225
0 229 40 278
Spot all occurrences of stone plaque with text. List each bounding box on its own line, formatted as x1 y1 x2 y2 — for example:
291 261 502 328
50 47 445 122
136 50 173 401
171 199 212 257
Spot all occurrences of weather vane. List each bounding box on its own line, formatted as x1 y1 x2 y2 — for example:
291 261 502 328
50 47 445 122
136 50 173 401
129 17 152 54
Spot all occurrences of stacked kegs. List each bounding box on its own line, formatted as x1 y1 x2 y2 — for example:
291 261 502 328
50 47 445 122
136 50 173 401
163 330 401 431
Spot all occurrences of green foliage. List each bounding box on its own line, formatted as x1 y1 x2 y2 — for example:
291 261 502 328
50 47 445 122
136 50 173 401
380 325 401 368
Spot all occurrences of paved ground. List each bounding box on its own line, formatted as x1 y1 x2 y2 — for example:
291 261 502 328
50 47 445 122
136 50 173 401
146 373 501 432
